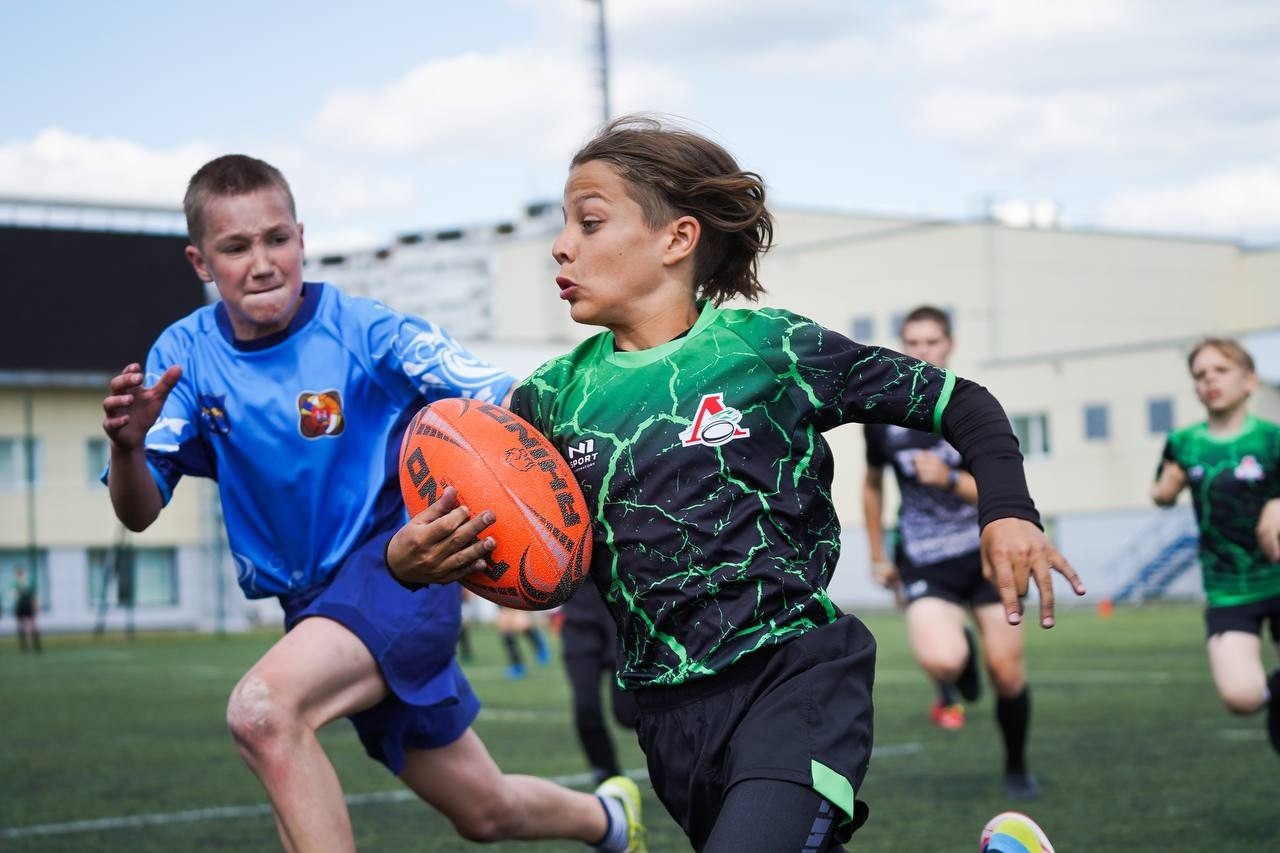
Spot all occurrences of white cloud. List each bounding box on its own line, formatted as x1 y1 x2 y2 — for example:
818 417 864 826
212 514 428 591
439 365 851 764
0 128 214 206
1098 166 1280 241
897 0 1280 172
306 49 600 158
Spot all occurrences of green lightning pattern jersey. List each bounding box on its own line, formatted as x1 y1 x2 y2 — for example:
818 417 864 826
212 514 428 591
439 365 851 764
1162 415 1280 607
511 302 954 689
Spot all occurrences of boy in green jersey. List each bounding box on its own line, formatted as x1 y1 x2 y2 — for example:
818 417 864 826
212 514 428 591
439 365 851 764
1153 338 1280 754
391 115 1085 851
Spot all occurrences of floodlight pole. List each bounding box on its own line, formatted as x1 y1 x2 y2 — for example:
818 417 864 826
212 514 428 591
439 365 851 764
589 0 611 123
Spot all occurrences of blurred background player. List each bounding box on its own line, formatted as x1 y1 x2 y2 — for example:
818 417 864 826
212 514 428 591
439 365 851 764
103 154 644 852
496 605 551 679
13 565 41 653
561 580 639 784
862 306 1039 798
1152 337 1280 754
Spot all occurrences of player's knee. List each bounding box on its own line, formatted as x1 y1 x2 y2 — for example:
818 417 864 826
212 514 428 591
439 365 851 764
1218 685 1265 715
920 646 967 679
226 673 293 756
986 657 1026 695
448 792 521 842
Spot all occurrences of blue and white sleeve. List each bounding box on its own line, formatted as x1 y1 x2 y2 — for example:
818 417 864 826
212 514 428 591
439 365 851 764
376 310 515 405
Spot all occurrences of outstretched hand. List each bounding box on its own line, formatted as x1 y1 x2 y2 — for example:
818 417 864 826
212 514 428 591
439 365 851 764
386 486 498 587
980 517 1086 628
102 363 182 451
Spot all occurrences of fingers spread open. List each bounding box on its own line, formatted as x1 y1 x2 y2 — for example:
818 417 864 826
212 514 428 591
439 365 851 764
1032 554 1056 629
984 549 1023 626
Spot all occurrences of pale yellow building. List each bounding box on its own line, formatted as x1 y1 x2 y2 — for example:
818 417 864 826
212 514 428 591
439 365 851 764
3 203 1277 633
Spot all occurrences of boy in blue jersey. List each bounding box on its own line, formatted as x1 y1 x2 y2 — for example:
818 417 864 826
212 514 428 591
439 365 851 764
101 155 644 852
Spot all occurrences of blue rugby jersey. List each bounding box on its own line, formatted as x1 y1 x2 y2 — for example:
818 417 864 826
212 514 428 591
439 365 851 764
108 282 514 598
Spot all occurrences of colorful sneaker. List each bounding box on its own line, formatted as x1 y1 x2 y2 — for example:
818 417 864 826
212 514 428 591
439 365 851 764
930 698 966 730
980 811 1054 852
505 662 526 680
957 625 982 702
594 775 647 853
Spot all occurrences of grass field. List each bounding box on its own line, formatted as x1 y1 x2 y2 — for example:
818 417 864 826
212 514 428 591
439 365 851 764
1 603 1275 851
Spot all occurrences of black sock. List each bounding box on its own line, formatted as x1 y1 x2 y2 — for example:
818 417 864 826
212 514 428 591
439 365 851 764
937 681 957 705
996 686 1031 775
525 627 547 652
457 625 472 661
502 633 522 666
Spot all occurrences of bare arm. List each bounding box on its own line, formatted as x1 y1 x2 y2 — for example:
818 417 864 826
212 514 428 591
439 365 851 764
1256 498 1280 563
1150 459 1187 507
913 450 978 505
861 466 897 588
102 363 182 531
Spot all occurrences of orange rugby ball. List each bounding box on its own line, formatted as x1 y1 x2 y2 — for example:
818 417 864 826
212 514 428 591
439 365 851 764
398 398 593 610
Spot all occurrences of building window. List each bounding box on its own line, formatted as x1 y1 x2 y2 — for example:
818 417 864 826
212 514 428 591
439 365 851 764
1083 404 1110 441
1011 413 1050 459
1148 398 1175 435
0 437 42 491
86 438 109 488
850 315 875 342
87 547 179 608
0 550 50 613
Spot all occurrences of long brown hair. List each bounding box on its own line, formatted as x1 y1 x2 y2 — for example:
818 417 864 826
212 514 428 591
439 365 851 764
571 115 773 305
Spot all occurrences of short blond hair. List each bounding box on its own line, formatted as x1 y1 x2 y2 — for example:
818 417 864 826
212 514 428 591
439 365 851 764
184 154 296 247
1188 337 1255 374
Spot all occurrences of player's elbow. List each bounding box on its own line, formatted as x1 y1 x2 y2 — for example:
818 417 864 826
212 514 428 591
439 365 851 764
114 505 159 533
119 514 155 533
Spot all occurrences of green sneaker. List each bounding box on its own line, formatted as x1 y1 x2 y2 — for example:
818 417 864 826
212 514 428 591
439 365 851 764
594 775 647 853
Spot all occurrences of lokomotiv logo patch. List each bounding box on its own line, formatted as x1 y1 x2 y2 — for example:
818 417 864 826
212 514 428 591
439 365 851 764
680 393 750 448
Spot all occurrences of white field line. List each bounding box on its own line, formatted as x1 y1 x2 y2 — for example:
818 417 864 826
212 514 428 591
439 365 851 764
874 668 1198 685
1 744 924 839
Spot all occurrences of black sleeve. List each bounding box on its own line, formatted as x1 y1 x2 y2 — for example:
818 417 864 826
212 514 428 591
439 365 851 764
939 377 1041 530
864 423 888 468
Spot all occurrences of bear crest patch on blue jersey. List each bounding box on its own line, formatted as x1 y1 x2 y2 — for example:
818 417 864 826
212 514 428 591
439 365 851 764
298 390 345 438
198 394 231 436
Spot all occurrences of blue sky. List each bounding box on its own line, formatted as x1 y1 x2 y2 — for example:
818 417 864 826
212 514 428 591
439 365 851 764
3 0 1278 253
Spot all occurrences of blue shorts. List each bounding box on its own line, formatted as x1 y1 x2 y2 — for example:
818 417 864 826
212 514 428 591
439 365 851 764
279 527 480 775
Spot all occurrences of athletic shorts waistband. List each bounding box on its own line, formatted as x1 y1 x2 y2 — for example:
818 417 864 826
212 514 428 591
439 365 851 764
633 642 785 711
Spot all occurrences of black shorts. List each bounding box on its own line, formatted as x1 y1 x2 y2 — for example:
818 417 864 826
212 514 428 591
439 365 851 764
1204 595 1280 641
896 547 1000 608
632 615 874 851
